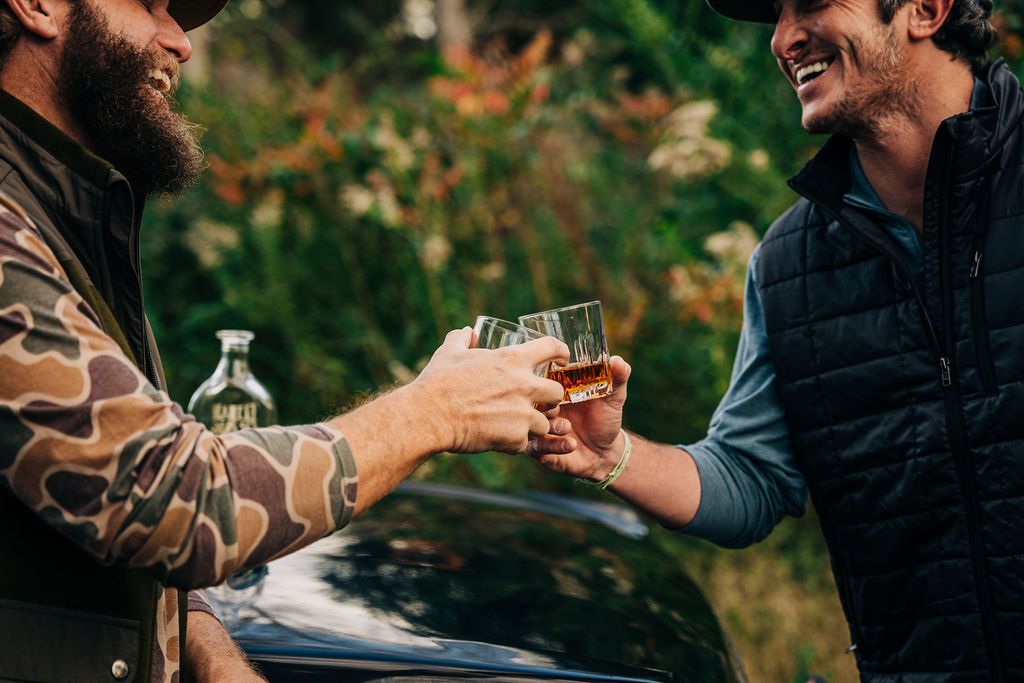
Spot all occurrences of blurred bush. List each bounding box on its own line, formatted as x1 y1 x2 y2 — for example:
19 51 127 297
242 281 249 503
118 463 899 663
147 2 793 488
145 0 1024 492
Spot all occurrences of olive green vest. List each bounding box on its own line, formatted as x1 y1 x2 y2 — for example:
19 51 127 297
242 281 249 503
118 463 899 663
0 194 183 681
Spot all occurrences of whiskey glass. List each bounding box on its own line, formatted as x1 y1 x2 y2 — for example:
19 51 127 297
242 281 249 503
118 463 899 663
472 316 551 377
518 301 612 404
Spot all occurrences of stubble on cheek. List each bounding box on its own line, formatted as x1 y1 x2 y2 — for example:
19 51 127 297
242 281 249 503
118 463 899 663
800 25 918 141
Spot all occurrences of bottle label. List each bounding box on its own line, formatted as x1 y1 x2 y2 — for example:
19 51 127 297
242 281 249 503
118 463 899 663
211 402 260 433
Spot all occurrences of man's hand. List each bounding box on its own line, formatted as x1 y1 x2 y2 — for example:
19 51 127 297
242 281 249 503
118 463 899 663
526 356 632 480
336 326 568 517
412 327 569 454
525 356 702 528
185 610 265 682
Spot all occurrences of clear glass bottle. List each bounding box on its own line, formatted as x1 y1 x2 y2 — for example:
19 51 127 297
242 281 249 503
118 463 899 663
187 330 275 625
187 330 277 432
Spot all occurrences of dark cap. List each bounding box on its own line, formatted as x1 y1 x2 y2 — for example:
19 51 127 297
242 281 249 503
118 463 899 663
706 0 776 23
168 0 229 31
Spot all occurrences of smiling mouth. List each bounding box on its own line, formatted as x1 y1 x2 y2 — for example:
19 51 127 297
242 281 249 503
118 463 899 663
148 69 173 94
795 57 836 86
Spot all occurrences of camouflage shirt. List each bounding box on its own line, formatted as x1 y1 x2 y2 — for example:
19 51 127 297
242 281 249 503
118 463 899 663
0 208 358 681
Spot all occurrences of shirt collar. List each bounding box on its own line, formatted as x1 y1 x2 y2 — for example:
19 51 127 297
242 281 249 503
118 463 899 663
844 76 992 215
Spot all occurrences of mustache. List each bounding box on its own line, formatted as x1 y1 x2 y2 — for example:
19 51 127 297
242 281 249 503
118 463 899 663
148 55 182 95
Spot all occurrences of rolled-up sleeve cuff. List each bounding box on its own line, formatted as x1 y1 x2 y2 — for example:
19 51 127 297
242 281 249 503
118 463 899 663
670 442 738 544
186 590 219 619
308 423 358 530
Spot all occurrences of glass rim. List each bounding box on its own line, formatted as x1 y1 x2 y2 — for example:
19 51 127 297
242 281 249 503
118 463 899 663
518 300 602 319
473 316 547 339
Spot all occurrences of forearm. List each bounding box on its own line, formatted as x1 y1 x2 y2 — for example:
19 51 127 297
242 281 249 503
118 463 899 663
185 610 264 682
328 381 449 517
599 431 703 528
329 330 569 518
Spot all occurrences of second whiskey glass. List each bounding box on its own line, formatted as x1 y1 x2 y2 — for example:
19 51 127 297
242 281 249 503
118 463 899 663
518 301 612 404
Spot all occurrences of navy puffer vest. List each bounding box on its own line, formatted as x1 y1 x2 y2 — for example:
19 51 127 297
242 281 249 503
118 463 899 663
757 60 1024 682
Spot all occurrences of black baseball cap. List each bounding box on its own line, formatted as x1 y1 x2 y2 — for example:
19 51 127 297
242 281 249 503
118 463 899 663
706 0 776 23
168 0 229 31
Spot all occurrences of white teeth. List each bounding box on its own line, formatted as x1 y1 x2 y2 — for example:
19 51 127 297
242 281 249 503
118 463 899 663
149 69 171 93
795 60 832 85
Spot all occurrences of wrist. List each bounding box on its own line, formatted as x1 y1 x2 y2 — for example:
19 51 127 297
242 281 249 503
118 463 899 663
396 379 458 454
584 430 629 483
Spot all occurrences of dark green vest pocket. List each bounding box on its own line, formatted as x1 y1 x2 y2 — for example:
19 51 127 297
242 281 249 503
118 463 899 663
0 599 140 682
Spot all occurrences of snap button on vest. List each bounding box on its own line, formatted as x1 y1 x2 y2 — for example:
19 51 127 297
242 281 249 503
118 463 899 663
111 659 129 680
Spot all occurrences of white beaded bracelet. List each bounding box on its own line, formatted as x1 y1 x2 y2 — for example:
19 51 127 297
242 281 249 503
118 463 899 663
580 429 632 490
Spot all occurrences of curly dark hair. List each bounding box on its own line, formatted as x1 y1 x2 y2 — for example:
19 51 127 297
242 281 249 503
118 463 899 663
878 0 996 72
0 5 20 69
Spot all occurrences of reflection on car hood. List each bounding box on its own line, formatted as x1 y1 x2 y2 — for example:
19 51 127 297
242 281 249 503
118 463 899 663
208 482 740 682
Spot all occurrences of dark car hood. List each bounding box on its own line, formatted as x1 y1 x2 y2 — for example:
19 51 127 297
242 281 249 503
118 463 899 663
208 482 741 682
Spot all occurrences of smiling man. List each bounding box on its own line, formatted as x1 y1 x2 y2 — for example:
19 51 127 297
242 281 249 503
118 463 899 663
0 0 569 681
528 1 1024 680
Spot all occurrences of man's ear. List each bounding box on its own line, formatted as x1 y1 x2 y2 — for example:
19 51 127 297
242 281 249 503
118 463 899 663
906 0 955 42
3 0 62 40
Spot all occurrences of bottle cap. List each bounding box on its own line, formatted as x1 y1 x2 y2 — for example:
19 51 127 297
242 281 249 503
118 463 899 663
216 329 255 349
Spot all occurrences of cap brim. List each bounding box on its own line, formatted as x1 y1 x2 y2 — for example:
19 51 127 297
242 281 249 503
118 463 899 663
169 0 229 32
706 0 776 23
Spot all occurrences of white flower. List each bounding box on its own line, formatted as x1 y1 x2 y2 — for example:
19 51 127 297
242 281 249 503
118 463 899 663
667 264 700 303
420 233 452 272
410 126 433 150
372 113 416 172
341 184 375 217
648 100 732 180
250 190 284 230
748 148 770 171
705 221 759 267
479 261 507 282
186 219 239 269
664 100 718 139
376 186 402 227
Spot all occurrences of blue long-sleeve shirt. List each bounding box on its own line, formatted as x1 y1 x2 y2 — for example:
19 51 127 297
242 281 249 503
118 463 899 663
680 136 948 547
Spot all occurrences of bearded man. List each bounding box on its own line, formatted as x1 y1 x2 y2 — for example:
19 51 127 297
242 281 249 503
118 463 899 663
0 0 568 681
529 0 1024 680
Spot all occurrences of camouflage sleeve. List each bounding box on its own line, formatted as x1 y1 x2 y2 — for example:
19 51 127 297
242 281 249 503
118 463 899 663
0 212 357 589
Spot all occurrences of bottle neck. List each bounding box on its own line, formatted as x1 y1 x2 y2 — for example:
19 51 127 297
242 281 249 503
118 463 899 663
215 345 251 380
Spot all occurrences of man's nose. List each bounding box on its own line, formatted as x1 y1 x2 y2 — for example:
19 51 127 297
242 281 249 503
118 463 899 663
770 5 808 63
158 12 193 63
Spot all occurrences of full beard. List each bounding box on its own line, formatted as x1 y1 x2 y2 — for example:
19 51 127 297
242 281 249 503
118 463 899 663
803 24 921 143
57 0 204 196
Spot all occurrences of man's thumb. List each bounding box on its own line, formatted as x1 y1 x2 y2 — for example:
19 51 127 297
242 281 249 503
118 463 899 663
443 326 474 349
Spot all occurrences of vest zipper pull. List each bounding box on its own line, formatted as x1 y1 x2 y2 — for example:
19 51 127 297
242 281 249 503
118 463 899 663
940 357 953 386
845 643 858 655
970 251 983 279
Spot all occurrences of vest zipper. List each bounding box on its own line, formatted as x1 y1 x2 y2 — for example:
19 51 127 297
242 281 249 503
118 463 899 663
826 205 953 389
936 143 1005 682
969 247 998 394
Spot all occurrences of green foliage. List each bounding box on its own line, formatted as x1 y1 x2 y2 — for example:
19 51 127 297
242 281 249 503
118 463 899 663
139 3 1024 681
146 1 1024 494
146 7 792 488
